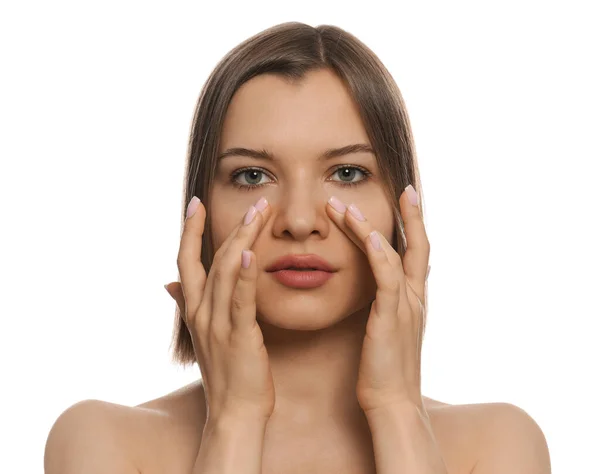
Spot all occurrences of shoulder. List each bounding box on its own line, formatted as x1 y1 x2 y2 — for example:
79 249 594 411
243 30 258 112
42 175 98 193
136 379 206 414
44 399 142 473
420 399 486 472
421 399 550 474
465 402 551 473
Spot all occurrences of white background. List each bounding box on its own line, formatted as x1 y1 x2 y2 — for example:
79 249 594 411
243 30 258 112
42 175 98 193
1 1 598 472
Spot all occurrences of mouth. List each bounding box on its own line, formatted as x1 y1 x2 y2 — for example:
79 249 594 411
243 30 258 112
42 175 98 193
265 254 336 273
283 267 318 271
269 268 335 289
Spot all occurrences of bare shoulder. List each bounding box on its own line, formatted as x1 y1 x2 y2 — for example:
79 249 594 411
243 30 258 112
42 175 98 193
424 399 550 474
45 390 205 474
420 398 486 473
44 399 141 473
133 381 207 473
466 402 551 473
71 387 548 474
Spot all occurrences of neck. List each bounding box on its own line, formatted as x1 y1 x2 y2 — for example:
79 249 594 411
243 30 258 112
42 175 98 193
258 306 370 427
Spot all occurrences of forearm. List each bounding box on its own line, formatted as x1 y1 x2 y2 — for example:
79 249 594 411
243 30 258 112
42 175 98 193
365 402 448 474
192 412 268 474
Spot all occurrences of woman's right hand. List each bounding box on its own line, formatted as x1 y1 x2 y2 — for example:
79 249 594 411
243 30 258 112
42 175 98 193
173 196 275 422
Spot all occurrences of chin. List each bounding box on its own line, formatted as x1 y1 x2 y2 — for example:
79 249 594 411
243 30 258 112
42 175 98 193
254 275 374 331
257 313 341 331
256 304 346 331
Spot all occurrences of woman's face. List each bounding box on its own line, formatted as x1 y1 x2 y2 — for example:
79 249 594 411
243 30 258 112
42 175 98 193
210 68 394 330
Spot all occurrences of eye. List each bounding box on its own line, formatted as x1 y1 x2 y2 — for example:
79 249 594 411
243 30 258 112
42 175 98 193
329 165 372 187
229 165 373 191
230 168 272 190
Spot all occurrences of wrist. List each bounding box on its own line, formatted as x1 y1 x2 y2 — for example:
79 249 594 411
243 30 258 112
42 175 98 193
205 408 271 433
364 399 428 423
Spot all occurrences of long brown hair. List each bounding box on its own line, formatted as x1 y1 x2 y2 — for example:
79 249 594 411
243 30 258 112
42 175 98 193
170 22 427 367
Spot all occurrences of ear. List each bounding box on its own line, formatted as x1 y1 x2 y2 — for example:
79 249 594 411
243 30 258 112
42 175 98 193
164 282 186 314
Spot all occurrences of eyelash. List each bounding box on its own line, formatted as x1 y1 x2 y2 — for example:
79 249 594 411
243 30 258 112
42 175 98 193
229 165 373 191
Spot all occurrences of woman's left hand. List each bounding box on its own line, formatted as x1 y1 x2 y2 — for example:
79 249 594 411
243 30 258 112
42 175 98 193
326 184 431 414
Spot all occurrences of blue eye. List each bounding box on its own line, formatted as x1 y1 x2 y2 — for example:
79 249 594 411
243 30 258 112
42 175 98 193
230 165 373 191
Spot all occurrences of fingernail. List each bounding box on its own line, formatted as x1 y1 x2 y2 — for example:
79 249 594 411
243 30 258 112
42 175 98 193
328 196 346 213
186 196 201 219
244 205 257 225
254 196 268 212
163 284 170 295
405 185 419 207
369 231 382 251
348 203 366 221
241 250 251 268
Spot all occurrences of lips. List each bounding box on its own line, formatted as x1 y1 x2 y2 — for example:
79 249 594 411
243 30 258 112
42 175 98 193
265 254 336 273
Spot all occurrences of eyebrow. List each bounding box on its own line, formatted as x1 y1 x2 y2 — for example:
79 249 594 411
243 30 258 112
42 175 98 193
217 143 375 162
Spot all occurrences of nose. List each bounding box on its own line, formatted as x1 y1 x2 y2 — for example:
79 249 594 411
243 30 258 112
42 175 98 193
269 182 330 242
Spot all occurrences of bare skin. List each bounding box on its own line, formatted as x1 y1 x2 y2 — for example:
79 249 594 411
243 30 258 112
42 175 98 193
114 69 484 473
46 69 551 474
74 383 486 474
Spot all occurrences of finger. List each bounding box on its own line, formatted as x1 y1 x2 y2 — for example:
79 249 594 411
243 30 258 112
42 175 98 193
212 223 243 267
165 282 185 313
165 281 192 332
211 198 270 337
326 196 366 252
400 185 430 296
198 220 242 324
231 249 258 332
327 195 404 273
328 198 402 322
366 231 402 324
176 197 207 321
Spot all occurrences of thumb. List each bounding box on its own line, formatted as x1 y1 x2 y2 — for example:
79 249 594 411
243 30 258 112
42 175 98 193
164 282 186 313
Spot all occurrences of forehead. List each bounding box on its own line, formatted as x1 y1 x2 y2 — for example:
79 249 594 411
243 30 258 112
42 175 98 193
219 69 370 155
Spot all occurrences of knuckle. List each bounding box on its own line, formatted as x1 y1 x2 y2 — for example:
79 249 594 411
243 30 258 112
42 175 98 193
209 321 230 343
176 250 185 269
213 265 226 283
237 267 254 282
222 251 240 274
421 233 430 246
213 244 226 262
390 252 402 267
231 294 246 313
184 308 196 325
195 311 210 336
217 250 235 277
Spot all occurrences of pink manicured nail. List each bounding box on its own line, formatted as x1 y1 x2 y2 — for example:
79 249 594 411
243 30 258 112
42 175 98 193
243 205 257 225
328 196 346 213
348 203 366 221
186 196 200 219
254 197 268 212
369 231 382 251
241 250 251 268
405 185 419 206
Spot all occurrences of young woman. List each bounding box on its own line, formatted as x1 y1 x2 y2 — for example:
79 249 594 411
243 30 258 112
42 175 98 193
45 22 551 474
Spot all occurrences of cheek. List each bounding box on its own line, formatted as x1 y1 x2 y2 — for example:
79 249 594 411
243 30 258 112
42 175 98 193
209 202 245 250
364 205 395 240
348 251 378 305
